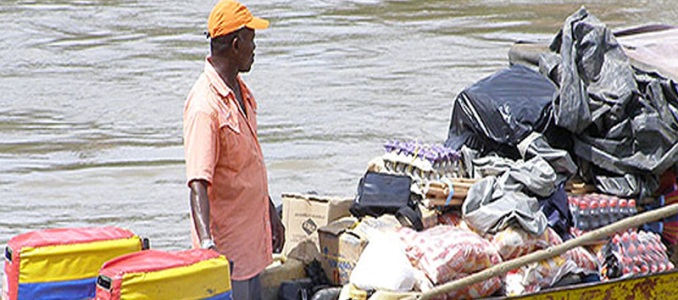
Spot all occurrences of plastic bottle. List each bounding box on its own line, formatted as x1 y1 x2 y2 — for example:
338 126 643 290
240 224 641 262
570 197 580 229
622 256 633 272
619 199 629 220
599 198 609 227
609 197 619 224
578 200 590 231
632 265 641 274
621 231 631 251
628 199 638 217
589 200 600 230
623 266 632 276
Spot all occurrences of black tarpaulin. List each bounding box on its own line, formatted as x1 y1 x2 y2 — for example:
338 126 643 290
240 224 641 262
540 7 678 197
445 64 557 159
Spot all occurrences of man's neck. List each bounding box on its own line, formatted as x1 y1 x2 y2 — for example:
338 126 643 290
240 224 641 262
210 57 239 91
209 57 246 116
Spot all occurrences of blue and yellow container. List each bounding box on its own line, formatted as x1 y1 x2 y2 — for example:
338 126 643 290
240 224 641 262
94 249 232 300
3 227 144 300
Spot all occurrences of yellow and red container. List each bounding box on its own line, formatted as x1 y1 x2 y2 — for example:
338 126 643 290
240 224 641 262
3 227 144 300
94 249 232 300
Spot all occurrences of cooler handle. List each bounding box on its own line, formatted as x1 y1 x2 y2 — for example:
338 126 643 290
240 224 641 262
4 247 12 263
142 237 150 250
96 275 113 291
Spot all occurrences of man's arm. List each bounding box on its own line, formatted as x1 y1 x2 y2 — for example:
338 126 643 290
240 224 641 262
269 197 285 253
190 179 215 250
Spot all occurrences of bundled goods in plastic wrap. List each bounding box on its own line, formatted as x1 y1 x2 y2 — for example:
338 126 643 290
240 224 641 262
396 225 502 286
502 229 598 296
567 246 600 275
491 226 561 261
505 247 597 296
599 231 674 280
505 254 573 296
415 270 502 300
382 140 463 180
568 193 637 238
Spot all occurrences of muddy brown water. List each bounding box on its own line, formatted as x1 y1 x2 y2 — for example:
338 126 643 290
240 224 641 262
1 0 676 262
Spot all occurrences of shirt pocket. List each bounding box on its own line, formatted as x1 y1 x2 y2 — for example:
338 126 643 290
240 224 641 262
218 113 258 172
218 110 240 134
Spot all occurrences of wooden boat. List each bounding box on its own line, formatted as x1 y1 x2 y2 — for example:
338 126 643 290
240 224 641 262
490 269 678 300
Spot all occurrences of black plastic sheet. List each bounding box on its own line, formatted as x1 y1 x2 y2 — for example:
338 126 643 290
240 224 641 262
445 64 557 159
540 7 678 197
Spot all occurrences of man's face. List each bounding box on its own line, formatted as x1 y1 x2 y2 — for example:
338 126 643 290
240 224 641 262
237 28 256 72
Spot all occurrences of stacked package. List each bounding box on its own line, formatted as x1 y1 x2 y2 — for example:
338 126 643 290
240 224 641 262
568 193 637 236
491 227 560 261
382 140 463 180
496 227 599 295
599 231 674 280
397 225 502 299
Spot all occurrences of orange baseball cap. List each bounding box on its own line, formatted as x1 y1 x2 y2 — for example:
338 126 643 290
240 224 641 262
208 0 269 38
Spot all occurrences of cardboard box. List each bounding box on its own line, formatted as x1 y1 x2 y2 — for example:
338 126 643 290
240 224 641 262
317 217 364 285
318 216 402 285
281 193 353 256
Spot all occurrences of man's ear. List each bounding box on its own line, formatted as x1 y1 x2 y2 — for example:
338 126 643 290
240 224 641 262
231 36 240 51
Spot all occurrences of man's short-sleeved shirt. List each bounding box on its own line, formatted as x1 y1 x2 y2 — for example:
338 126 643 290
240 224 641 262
183 57 272 280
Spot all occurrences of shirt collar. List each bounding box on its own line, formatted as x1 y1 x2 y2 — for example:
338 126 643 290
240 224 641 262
204 56 232 98
204 56 254 105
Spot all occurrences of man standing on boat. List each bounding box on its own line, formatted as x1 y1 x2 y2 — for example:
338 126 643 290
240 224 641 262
182 1 284 299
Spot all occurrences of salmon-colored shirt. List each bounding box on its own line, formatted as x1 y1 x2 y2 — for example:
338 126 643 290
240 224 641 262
183 57 272 280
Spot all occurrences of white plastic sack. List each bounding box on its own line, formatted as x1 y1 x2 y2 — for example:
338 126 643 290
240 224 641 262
349 233 416 292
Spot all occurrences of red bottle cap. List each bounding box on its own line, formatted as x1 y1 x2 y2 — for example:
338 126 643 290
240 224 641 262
623 256 633 266
623 266 631 274
612 235 621 244
633 265 641 274
619 199 628 208
629 199 636 207
631 231 639 241
590 201 599 209
609 198 618 207
637 244 646 254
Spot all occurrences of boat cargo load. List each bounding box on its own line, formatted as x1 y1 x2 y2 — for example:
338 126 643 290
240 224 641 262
94 249 231 300
3 226 145 300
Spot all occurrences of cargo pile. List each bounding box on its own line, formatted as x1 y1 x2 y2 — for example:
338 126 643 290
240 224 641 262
277 7 678 300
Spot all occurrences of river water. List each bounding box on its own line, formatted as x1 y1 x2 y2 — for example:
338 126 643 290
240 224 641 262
1 0 676 256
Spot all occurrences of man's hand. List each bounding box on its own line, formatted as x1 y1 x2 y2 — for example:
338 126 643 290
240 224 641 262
269 198 285 253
